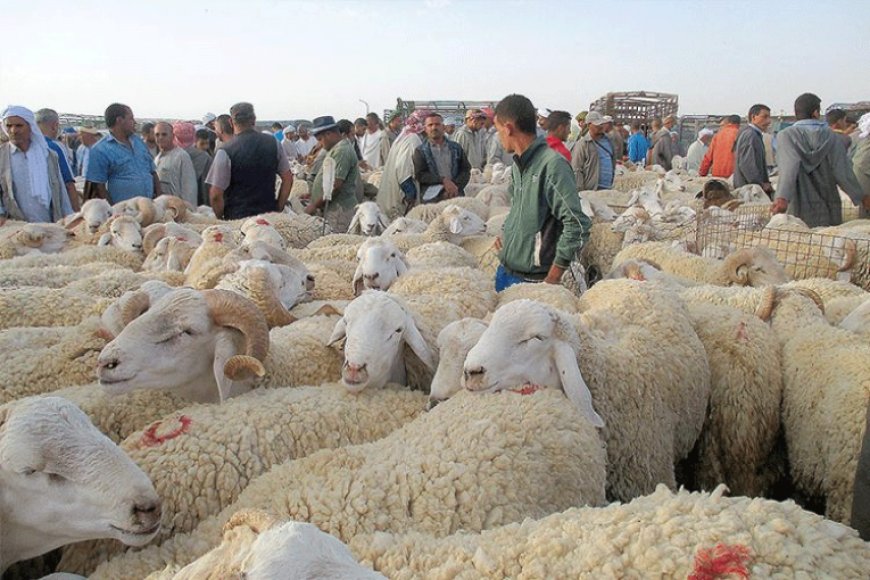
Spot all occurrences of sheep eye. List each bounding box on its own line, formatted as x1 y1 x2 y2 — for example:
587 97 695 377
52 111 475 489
521 335 544 344
390 253 396 258
22 468 37 476
182 329 194 336
48 473 66 483
395 327 402 334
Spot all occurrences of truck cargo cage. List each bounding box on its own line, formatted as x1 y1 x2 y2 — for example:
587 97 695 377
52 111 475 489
588 91 679 126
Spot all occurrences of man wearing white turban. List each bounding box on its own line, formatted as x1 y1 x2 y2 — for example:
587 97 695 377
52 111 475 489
0 105 74 225
686 127 714 174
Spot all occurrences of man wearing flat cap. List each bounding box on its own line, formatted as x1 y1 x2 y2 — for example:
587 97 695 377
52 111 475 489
452 109 487 170
205 102 293 219
570 111 616 191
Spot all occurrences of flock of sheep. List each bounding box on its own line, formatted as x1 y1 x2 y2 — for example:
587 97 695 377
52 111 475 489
1 160 869 579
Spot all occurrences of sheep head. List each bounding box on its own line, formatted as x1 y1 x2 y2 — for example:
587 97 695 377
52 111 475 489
434 205 486 244
97 289 270 403
97 216 143 253
153 195 188 223
382 217 427 236
112 196 156 227
218 260 312 328
326 292 435 393
240 217 286 250
352 238 409 296
427 318 488 409
722 247 790 287
0 397 160 570
347 201 389 236
66 199 113 234
462 299 604 428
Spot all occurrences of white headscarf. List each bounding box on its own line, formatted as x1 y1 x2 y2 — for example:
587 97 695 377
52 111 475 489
859 112 870 139
1 105 52 209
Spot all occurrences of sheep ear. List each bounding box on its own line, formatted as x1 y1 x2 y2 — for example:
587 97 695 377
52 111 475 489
403 314 436 371
97 233 112 246
326 317 346 346
552 340 604 428
351 264 365 297
377 213 390 233
448 216 463 235
347 211 361 234
396 253 410 277
65 213 84 230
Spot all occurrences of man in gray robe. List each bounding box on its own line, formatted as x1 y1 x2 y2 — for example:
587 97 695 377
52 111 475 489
772 93 868 227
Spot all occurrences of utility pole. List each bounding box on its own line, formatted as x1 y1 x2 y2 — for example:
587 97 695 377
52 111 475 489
359 99 370 115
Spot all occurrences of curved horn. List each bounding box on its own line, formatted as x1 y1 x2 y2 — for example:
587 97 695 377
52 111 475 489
162 196 187 222
142 224 167 256
202 290 270 380
789 287 825 314
119 291 151 326
224 509 279 535
136 197 156 227
755 286 778 322
247 266 297 328
623 262 646 281
722 249 751 286
194 262 241 290
838 238 857 273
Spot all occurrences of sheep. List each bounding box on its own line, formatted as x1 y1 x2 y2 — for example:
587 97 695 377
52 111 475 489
349 484 870 579
382 216 427 236
0 223 72 259
474 182 511 208
96 289 270 404
100 281 175 339
405 196 489 223
390 204 487 251
151 196 188 223
56 385 427 575
613 242 790 287
427 318 488 407
677 285 869 525
462 281 710 502
825 294 870 326
0 288 112 329
326 291 437 393
232 212 330 249
347 201 389 236
141 222 202 256
88 389 607 580
215 259 312 327
0 396 161 573
239 217 286 250
64 198 113 236
182 225 239 288
837 297 870 334
683 301 783 497
0 245 144 272
63 268 184 299
112 196 156 227
495 282 584 314
258 312 345 388
96 216 144 253
0 263 125 289
405 241 477 269
351 237 409 295
150 510 384 580
141 236 199 273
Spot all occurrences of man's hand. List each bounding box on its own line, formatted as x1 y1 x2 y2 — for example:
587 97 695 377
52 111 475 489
544 264 565 285
443 179 459 198
770 197 788 214
862 196 870 212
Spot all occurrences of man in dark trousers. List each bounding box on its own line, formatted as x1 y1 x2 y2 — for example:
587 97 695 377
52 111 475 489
205 102 293 219
734 103 774 196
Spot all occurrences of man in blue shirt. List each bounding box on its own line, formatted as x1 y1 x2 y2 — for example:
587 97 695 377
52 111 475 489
35 108 80 210
627 121 649 165
85 103 161 203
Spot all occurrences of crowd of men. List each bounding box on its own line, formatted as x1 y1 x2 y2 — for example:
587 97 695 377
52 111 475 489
2 93 870 278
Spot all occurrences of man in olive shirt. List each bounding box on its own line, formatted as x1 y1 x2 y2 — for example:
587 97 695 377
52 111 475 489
494 94 591 291
305 116 359 232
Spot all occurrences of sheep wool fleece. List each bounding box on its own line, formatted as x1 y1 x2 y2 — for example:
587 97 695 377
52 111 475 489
350 485 870 579
89 389 607 579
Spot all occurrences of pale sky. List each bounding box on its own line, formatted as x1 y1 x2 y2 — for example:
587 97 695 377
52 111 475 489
1 0 868 122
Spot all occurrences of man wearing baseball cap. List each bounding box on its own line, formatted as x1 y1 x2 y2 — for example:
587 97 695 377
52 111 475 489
452 109 487 170
570 111 616 191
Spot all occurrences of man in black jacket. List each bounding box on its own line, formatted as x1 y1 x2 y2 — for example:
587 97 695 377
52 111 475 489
734 103 773 196
412 113 471 204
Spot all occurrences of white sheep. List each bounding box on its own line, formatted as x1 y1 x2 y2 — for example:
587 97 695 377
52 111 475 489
390 204 487 251
216 259 312 327
461 281 710 503
97 215 144 253
0 396 161 573
65 198 113 235
240 217 287 250
0 245 144 271
349 484 870 578
427 317 488 408
839 297 870 335
111 196 156 227
56 385 427 575
382 216 427 236
88 389 606 579
405 196 489 223
155 510 385 579
351 237 409 295
97 288 270 403
0 223 72 259
347 201 389 236
141 222 202 256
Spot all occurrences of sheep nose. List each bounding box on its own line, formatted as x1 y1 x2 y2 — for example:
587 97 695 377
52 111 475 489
132 498 162 529
344 362 367 382
464 366 485 379
97 355 120 372
132 243 143 250
426 397 443 411
364 272 379 281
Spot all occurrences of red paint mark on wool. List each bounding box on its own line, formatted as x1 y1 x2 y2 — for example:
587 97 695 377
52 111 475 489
255 218 270 226
735 321 749 342
510 384 543 396
140 415 192 447
689 543 752 580
213 232 224 242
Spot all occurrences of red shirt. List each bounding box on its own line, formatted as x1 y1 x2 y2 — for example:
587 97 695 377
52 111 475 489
546 135 571 162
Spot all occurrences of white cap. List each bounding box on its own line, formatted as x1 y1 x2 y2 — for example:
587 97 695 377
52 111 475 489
699 128 714 138
202 112 216 124
283 124 297 134
585 111 613 126
537 108 551 119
